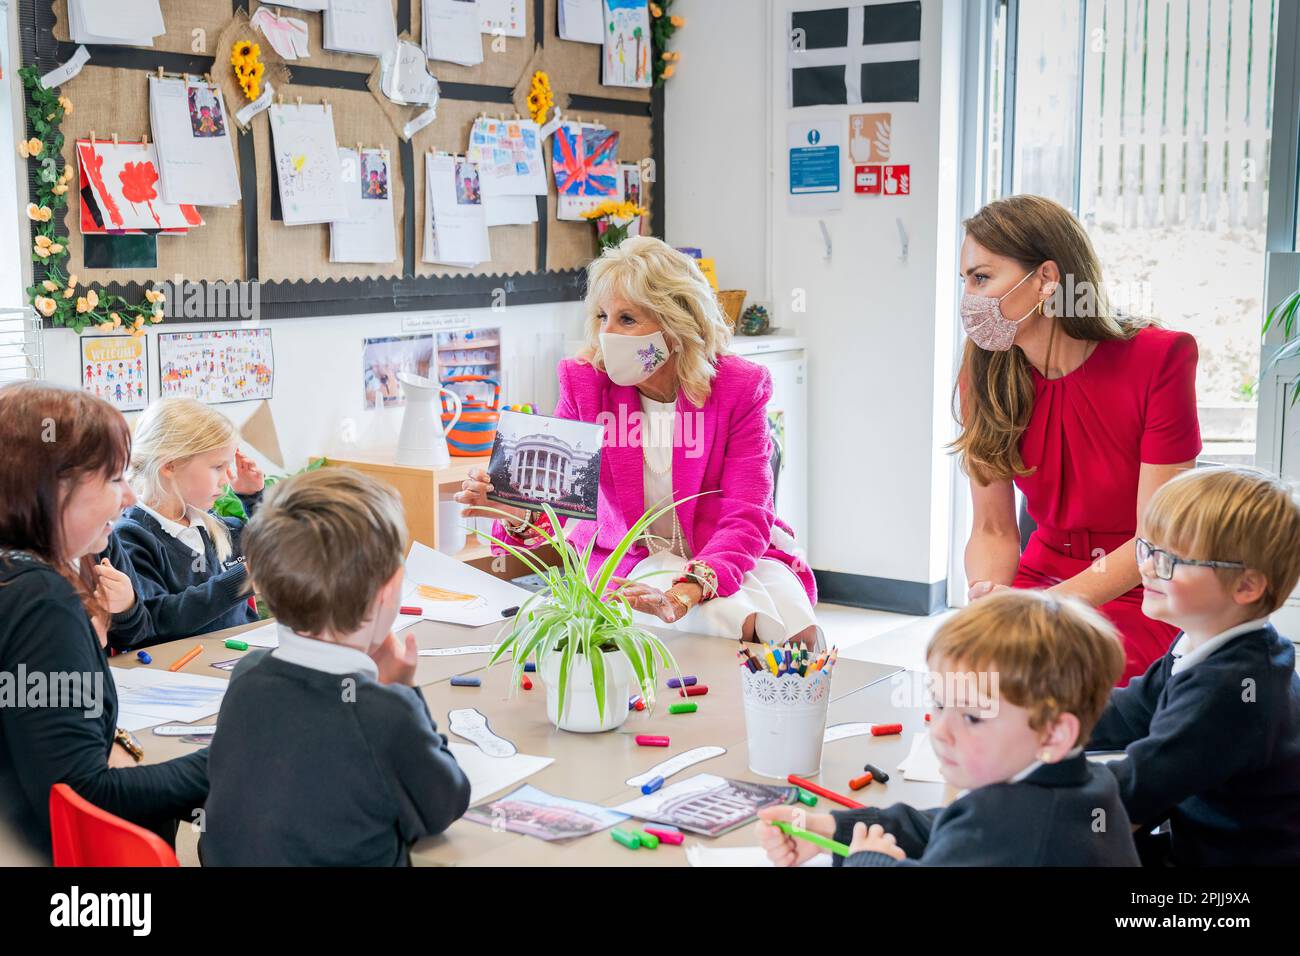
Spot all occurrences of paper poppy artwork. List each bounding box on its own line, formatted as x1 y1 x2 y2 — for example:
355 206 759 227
77 140 204 233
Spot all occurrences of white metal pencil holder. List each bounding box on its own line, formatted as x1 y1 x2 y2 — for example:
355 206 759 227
739 667 831 779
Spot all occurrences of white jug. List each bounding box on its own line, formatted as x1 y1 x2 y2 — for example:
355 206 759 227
395 372 461 469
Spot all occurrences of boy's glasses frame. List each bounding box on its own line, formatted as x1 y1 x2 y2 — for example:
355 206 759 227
1135 537 1246 581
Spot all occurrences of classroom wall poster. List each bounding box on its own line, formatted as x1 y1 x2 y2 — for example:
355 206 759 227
362 333 435 410
787 120 842 215
157 329 275 405
81 335 149 412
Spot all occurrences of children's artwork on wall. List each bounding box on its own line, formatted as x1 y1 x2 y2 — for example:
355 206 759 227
788 2 922 107
362 334 435 409
158 329 275 405
849 112 891 162
269 102 348 225
602 0 652 88
486 410 602 520
148 76 242 207
77 141 204 233
81 335 149 412
553 122 621 220
480 0 527 37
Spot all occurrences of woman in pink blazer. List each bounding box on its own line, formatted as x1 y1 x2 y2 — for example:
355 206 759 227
457 237 820 647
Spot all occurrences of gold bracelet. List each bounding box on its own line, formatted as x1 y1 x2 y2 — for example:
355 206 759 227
505 510 533 536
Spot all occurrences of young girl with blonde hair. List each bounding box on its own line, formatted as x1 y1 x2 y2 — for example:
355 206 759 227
112 397 265 644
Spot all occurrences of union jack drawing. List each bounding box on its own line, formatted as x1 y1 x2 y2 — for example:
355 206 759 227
552 124 621 198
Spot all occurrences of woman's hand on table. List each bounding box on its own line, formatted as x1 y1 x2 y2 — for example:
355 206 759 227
453 467 527 523
755 806 835 867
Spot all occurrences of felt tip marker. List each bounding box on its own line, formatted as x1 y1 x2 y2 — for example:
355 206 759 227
135 651 152 665
399 606 422 615
449 676 481 687
677 684 708 697
168 645 203 672
643 826 683 845
224 638 248 651
668 702 697 715
787 774 864 810
848 772 873 790
863 763 889 783
635 735 670 747
666 675 697 688
640 775 664 795
871 723 903 736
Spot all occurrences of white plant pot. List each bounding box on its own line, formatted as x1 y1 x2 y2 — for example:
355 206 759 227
539 647 634 733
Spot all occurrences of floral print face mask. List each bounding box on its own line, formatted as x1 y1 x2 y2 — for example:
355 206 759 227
599 330 670 386
960 268 1043 352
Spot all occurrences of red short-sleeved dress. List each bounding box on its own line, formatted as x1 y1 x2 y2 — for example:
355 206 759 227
1011 326 1201 684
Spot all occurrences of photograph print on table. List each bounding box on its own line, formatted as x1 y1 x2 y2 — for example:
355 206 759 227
486 410 603 520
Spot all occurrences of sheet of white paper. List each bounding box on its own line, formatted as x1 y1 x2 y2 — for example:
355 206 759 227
897 731 946 783
324 0 399 57
685 845 833 868
424 153 491 266
149 77 241 206
559 0 604 44
448 742 554 805
71 0 163 44
484 192 538 226
269 103 347 225
401 542 531 626
424 0 484 66
330 147 397 263
261 0 326 9
110 667 229 729
237 621 280 648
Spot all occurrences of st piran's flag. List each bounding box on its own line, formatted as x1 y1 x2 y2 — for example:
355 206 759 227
789 2 921 107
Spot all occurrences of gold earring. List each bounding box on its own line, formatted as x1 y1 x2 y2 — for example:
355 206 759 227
1038 749 1053 763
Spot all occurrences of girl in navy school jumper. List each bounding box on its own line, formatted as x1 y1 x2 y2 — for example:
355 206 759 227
1086 467 1300 867
757 591 1141 866
111 397 264 647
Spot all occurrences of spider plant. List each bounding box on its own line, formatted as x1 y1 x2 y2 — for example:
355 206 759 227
1263 288 1300 406
476 496 700 727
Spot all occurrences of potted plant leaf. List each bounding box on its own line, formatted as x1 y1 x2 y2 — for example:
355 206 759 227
479 498 692 733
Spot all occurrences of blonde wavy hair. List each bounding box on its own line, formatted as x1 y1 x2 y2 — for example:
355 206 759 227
950 195 1150 485
129 397 240 563
579 235 733 407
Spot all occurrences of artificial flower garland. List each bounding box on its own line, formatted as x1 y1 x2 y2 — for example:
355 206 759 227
231 41 265 101
18 66 165 335
526 70 554 125
650 1 684 85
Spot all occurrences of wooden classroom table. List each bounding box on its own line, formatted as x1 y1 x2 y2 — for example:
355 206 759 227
132 616 948 866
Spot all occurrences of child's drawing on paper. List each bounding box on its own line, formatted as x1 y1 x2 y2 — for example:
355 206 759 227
361 151 389 200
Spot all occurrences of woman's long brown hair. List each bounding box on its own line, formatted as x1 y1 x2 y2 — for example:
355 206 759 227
0 381 132 618
951 195 1146 485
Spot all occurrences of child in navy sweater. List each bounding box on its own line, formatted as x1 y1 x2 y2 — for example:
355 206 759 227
758 590 1140 866
1087 466 1300 866
111 398 264 647
202 468 471 865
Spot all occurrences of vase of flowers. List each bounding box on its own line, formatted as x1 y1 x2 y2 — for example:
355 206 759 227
583 200 649 253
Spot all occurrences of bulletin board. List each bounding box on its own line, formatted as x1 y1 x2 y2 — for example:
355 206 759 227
19 0 664 321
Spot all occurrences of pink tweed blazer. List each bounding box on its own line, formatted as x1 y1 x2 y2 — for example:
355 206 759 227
493 354 816 604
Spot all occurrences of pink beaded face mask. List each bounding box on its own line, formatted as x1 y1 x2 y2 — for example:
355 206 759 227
960 268 1042 352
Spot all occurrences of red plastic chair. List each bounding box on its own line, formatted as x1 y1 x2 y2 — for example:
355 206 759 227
49 783 179 867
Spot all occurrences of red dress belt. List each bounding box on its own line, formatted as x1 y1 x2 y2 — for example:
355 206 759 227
1032 526 1134 559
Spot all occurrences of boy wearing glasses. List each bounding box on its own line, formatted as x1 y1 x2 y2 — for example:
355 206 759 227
1088 466 1300 866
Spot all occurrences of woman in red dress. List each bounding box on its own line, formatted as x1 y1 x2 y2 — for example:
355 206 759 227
954 196 1201 684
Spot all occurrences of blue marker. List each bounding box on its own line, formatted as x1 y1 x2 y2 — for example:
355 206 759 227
641 775 664 795
450 676 481 687
136 651 152 665
523 661 536 673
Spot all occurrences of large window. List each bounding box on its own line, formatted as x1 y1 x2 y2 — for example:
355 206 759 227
988 0 1291 464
